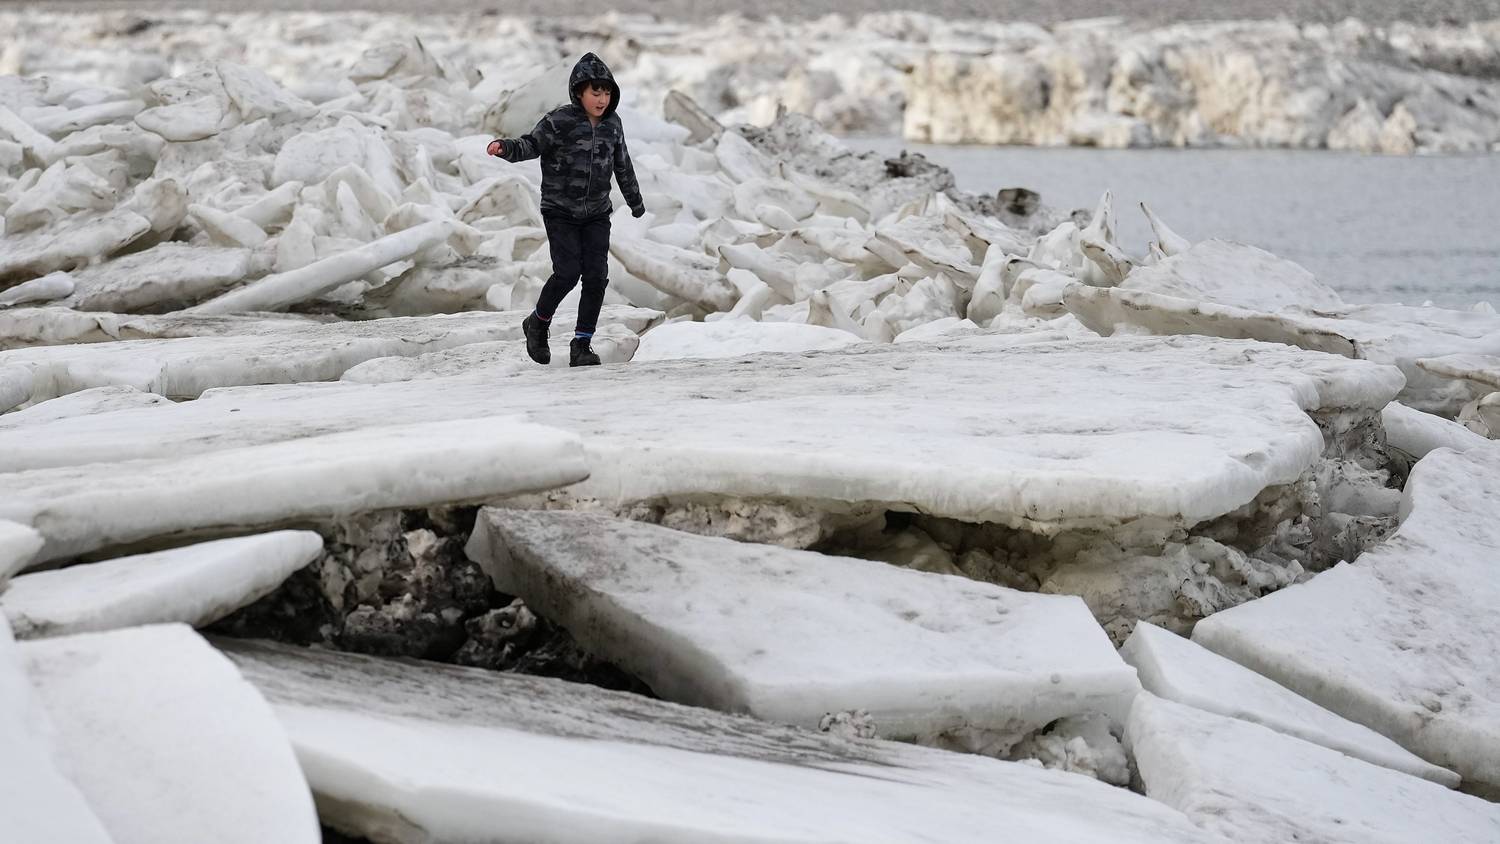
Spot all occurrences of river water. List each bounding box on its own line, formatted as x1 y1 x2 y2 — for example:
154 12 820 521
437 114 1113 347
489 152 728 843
852 138 1500 309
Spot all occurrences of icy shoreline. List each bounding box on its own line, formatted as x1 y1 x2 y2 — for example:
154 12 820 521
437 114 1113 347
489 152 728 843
2 10 1499 152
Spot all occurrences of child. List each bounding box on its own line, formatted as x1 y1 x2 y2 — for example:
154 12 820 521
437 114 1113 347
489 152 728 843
487 52 646 367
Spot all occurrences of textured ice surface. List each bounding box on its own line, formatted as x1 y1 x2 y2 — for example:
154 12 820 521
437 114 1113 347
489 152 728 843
1194 446 1500 790
1064 288 1500 415
19 624 319 844
468 508 1140 746
0 308 661 402
633 318 863 361
1 531 323 638
1128 694 1500 844
222 638 1209 844
1120 240 1344 311
0 617 113 844
0 418 587 564
0 336 1404 534
1121 621 1457 785
341 322 644 383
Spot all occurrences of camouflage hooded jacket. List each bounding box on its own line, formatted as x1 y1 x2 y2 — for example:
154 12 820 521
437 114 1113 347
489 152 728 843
496 53 645 221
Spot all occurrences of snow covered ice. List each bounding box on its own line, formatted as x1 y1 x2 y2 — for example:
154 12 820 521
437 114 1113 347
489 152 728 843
1194 446 1500 793
1128 693 1500 843
468 508 1141 751
1121 620 1458 786
1 531 324 638
17 624 319 844
222 637 1210 844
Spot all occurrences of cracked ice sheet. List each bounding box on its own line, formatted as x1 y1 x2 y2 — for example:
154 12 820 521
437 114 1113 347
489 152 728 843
0 307 663 402
19 624 319 844
0 417 587 565
0 336 1403 532
1063 287 1500 415
1 531 323 639
1128 694 1500 844
469 509 1139 745
0 617 112 844
221 638 1212 844
1193 446 1500 791
1121 621 1457 786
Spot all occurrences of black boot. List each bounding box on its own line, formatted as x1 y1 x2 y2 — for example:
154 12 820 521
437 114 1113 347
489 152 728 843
570 337 601 367
522 313 550 365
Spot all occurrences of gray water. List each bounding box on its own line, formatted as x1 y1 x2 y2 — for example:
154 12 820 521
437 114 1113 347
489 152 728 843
853 138 1500 309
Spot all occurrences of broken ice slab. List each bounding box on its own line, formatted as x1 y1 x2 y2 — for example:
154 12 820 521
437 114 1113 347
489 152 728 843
1193 446 1500 793
1 531 323 638
61 242 253 313
0 386 168 428
1415 353 1500 392
0 617 113 844
1128 694 1500 844
0 520 44 582
19 624 319 844
1380 401 1491 462
1 417 588 565
221 637 1211 844
1063 287 1500 416
0 307 663 403
468 508 1141 749
1121 621 1457 786
1 336 1400 533
1120 239 1345 312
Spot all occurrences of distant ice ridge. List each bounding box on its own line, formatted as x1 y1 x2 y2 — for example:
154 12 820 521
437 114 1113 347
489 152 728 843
3 11 1499 152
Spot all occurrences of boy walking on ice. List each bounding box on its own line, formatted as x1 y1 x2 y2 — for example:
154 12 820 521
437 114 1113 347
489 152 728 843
487 53 646 367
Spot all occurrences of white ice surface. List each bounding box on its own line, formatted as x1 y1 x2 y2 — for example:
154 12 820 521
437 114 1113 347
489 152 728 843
633 318 863 361
341 322 642 383
0 386 168 428
1 531 323 638
19 624 319 844
1121 621 1457 786
1128 693 1500 844
61 242 252 312
0 520 45 582
222 638 1210 844
1381 401 1492 460
1415 353 1500 391
0 308 659 402
0 417 587 564
1065 288 1500 415
0 336 1404 533
469 508 1140 744
1120 239 1344 311
1193 446 1500 790
0 617 113 844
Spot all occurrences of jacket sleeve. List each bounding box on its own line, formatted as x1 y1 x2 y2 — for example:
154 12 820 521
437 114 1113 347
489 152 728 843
498 113 558 163
613 130 645 215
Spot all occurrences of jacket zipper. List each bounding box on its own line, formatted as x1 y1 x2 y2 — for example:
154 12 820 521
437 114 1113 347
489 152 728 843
585 119 598 213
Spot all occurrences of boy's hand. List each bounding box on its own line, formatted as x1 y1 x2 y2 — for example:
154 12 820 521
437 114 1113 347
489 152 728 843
631 206 645 218
486 139 504 157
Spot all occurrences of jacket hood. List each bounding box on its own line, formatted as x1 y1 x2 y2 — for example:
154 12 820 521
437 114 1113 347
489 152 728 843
568 52 620 120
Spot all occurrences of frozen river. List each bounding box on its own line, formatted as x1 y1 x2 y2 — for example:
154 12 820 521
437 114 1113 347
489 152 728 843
853 138 1500 309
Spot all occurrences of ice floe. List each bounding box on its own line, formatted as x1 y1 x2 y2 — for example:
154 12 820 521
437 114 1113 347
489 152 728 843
467 508 1141 751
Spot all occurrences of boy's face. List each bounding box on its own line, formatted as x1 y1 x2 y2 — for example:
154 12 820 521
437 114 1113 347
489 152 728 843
581 82 611 118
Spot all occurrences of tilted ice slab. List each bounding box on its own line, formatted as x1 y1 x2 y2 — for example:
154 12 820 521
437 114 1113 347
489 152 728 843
61 242 253 312
1 531 323 638
1128 694 1500 844
222 638 1210 844
1193 446 1500 791
1064 286 1500 415
0 386 168 428
0 308 662 403
633 318 863 362
0 307 330 348
1415 353 1500 392
1 417 587 564
0 618 112 844
0 336 1404 533
469 509 1140 746
19 624 318 844
1120 239 1344 312
0 520 44 583
1121 621 1457 786
1381 401 1492 461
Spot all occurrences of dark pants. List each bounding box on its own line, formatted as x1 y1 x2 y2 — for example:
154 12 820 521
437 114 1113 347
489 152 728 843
533 212 610 336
